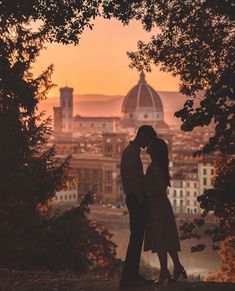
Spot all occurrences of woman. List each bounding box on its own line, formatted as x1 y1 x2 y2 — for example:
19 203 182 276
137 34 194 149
144 138 187 284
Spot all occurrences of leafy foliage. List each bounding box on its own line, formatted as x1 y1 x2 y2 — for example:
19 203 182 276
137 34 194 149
206 237 235 282
0 23 70 216
0 192 120 275
0 0 102 44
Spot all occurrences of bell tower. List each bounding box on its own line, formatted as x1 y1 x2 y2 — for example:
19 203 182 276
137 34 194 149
60 87 73 132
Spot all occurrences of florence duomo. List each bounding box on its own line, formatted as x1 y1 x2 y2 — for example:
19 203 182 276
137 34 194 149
53 71 173 152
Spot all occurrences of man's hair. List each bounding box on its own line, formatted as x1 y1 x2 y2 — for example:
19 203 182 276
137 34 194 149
136 125 157 139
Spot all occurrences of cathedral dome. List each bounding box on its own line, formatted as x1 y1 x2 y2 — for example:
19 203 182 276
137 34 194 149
121 71 164 122
122 72 163 115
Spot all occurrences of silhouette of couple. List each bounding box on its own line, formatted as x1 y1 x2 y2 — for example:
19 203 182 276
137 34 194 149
120 125 187 289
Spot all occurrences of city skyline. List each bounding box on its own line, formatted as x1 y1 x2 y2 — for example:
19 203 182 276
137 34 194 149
32 18 180 98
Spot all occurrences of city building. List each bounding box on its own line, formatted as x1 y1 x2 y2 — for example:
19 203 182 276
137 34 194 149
73 116 121 136
52 174 78 206
71 132 129 203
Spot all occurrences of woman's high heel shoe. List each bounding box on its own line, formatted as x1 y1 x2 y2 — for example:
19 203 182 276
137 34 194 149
155 271 172 285
172 267 187 282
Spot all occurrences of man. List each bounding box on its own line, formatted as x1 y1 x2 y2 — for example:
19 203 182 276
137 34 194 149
119 125 157 289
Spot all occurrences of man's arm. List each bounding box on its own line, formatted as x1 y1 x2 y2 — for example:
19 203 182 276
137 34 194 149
121 151 144 203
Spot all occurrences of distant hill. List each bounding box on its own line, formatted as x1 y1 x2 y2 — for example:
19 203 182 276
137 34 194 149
38 92 187 126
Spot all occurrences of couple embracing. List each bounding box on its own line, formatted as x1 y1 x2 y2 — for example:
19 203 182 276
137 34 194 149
119 125 187 289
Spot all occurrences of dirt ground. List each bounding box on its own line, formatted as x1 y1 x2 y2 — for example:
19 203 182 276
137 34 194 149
0 269 234 291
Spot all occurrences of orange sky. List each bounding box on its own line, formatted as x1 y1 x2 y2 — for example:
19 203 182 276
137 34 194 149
32 18 179 98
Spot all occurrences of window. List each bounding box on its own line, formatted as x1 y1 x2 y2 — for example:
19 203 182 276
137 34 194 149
211 169 214 175
60 196 63 200
73 194 76 199
194 192 197 197
65 195 67 200
117 144 122 154
194 208 197 213
203 168 207 175
105 139 112 153
173 199 177 206
105 171 112 182
173 190 177 197
103 123 106 127
187 191 190 196
194 182 197 188
93 170 99 180
105 185 112 193
180 190 183 198
129 114 133 118
187 182 190 187
144 114 148 118
92 184 98 192
203 178 207 186
180 199 183 207
84 170 89 180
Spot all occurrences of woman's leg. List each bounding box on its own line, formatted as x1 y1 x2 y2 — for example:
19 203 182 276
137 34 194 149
157 251 168 273
168 250 183 270
156 252 172 284
169 250 187 281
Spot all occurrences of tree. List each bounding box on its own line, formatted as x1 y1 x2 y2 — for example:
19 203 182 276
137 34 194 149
0 23 69 217
0 0 101 44
0 23 119 274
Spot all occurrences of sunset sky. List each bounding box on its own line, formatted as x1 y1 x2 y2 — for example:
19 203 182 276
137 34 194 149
32 18 180 98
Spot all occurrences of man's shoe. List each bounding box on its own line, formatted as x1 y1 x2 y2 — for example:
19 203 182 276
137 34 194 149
137 275 154 285
119 279 142 289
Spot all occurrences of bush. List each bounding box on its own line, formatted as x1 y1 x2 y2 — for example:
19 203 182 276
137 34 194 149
0 192 120 276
